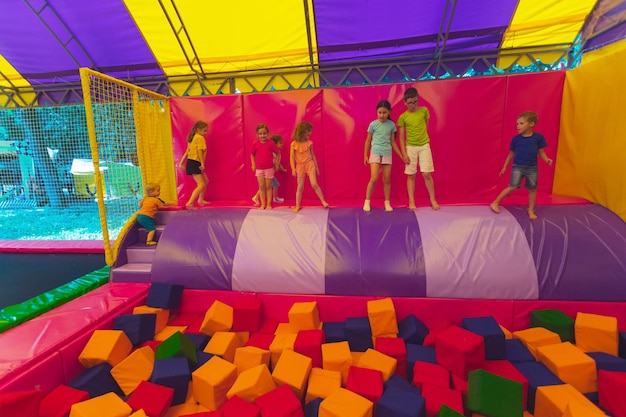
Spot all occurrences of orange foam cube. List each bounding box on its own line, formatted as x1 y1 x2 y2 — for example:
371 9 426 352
78 330 133 368
319 388 373 417
537 342 597 393
512 327 561 359
133 305 169 334
272 349 313 400
269 333 297 367
535 384 606 417
357 348 397 381
367 298 398 337
226 364 277 402
233 345 271 374
110 346 155 396
322 341 353 384
575 312 618 355
288 301 320 331
192 356 237 410
306 367 342 403
69 392 132 417
203 331 242 362
200 300 233 336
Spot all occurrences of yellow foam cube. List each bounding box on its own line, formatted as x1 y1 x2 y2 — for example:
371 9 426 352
192 356 237 410
513 327 561 359
129 411 148 417
269 333 297 367
69 392 132 417
110 346 155 395
322 341 353 384
499 324 513 339
233 346 271 374
575 312 618 355
288 301 320 331
367 298 398 337
535 384 606 417
275 322 297 335
319 388 373 417
154 325 188 342
272 348 313 400
133 305 169 334
78 329 133 368
306 367 342 403
226 364 277 402
537 342 597 393
200 300 233 336
356 348 397 381
204 331 241 362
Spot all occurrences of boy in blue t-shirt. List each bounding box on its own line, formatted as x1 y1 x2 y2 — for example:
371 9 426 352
490 111 553 219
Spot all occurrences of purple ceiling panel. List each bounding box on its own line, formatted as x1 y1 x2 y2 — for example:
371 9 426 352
0 1 162 84
313 0 516 65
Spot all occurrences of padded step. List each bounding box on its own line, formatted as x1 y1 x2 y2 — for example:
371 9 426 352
111 263 152 283
137 225 165 242
126 244 157 263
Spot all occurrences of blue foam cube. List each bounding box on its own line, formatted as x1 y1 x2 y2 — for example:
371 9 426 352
406 343 436 381
304 397 322 417
505 339 535 363
344 317 373 352
376 385 425 417
586 351 626 372
146 282 184 309
69 363 123 398
398 314 429 345
462 316 505 360
514 361 564 414
150 357 190 405
322 322 346 343
113 313 156 346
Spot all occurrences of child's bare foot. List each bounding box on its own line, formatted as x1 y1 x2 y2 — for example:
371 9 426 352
252 195 259 206
258 206 266 210
266 205 273 210
322 202 329 208
528 209 538 220
146 240 157 246
489 202 500 213
185 204 196 210
431 199 440 210
198 200 208 206
293 206 301 213
408 205 417 210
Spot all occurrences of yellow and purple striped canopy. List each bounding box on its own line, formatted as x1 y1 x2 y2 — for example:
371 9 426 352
0 0 623 95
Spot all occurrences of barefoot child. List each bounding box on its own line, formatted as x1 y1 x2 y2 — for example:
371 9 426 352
137 182 166 245
290 121 329 212
490 111 553 219
251 124 280 210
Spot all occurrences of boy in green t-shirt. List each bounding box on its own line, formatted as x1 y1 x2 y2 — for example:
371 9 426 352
397 87 440 210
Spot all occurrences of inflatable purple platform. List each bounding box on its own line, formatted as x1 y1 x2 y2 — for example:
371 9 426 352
112 204 626 301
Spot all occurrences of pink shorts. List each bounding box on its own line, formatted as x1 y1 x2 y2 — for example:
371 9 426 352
296 160 316 178
255 168 275 179
369 154 392 165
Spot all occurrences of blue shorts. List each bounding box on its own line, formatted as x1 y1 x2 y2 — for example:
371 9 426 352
509 165 538 190
137 214 156 231
272 177 279 188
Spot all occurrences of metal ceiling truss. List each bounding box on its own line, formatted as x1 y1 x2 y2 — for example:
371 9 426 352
1 45 574 108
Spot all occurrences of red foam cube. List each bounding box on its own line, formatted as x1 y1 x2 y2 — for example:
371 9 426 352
375 337 407 378
294 329 325 368
127 380 174 417
345 366 384 403
232 295 262 332
39 385 89 417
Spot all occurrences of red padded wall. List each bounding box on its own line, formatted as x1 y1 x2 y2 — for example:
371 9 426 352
171 71 565 206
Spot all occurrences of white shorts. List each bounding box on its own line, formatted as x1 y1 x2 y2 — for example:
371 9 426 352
255 168 275 179
369 153 392 165
404 144 434 175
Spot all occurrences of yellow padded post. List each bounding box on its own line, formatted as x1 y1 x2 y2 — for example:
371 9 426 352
233 346 271 374
575 312 618 355
535 384 606 417
537 342 597 393
110 346 155 396
78 330 133 368
272 348 313 400
288 301 320 331
269 333 297 367
357 348 397 381
367 298 398 337
512 327 561 359
306 367 342 403
321 341 353 385
192 356 237 410
319 388 373 417
226 364 277 402
200 300 233 336
204 331 242 362
69 392 132 417
133 306 169 334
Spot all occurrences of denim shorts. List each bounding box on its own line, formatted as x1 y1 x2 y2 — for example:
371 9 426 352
509 165 538 190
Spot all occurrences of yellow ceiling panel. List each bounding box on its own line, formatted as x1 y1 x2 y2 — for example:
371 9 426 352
124 0 317 76
0 54 31 88
498 0 597 67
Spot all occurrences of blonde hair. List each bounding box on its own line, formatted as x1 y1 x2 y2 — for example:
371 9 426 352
293 121 313 142
145 182 160 195
187 120 208 143
518 111 538 124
